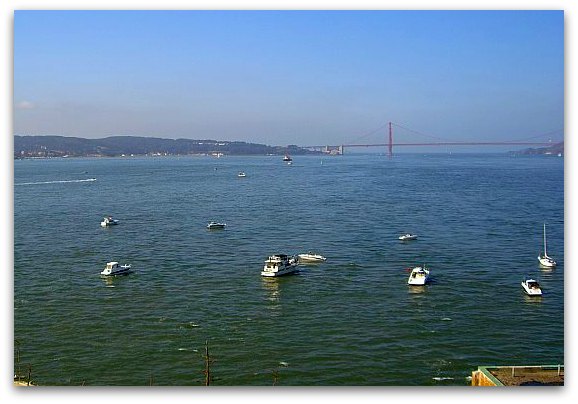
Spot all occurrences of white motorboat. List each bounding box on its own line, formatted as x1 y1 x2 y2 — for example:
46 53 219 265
261 254 299 277
297 252 327 263
538 223 556 268
100 216 119 227
399 233 418 241
283 154 292 162
407 266 430 285
207 221 226 230
100 261 132 276
238 172 246 177
521 278 543 296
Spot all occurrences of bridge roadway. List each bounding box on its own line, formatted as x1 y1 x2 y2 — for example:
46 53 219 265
306 142 556 148
304 141 558 155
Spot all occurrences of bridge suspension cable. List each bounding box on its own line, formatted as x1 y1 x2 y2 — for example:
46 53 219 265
507 128 564 142
391 122 453 142
305 121 563 155
344 122 391 145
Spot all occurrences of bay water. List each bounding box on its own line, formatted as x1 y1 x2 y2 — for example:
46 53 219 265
13 153 564 386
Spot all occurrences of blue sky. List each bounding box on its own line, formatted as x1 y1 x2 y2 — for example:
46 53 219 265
13 10 564 148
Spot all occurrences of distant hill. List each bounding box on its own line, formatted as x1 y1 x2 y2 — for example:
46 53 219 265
510 141 564 156
14 135 318 158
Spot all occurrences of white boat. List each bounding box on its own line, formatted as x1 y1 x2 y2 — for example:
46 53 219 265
407 266 430 285
238 172 246 177
207 221 226 229
100 261 132 276
100 216 119 227
538 223 556 268
398 233 418 241
297 252 327 263
261 254 299 277
283 154 292 162
521 278 543 296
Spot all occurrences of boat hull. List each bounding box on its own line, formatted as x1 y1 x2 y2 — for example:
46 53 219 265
100 264 132 276
408 277 428 286
297 254 326 263
261 254 298 277
100 269 132 277
538 256 556 267
260 266 298 277
522 281 542 296
407 267 430 285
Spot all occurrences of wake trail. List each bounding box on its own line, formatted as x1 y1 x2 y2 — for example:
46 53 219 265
15 178 97 186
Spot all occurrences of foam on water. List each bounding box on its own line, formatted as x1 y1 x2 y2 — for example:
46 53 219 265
15 178 96 186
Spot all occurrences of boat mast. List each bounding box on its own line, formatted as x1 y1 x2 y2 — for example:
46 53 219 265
543 223 547 256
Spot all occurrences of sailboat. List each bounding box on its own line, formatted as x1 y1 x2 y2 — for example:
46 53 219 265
538 223 556 268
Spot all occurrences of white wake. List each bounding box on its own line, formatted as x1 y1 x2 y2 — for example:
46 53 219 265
15 178 97 186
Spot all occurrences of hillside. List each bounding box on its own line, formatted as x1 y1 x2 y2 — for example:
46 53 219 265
14 135 318 158
511 141 564 156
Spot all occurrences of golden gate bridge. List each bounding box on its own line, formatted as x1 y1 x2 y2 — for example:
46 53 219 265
304 122 563 156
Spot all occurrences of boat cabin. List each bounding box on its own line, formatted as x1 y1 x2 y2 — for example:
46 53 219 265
106 262 119 269
526 280 541 290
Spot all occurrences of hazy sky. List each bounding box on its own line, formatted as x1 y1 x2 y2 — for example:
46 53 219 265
13 10 564 147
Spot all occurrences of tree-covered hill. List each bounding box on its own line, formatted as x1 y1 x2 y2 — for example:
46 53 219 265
14 135 318 158
510 141 564 156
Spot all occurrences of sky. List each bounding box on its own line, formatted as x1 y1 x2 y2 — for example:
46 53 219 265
12 9 564 148
2 2 576 403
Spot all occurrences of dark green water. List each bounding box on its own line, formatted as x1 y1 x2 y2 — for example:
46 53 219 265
13 154 564 386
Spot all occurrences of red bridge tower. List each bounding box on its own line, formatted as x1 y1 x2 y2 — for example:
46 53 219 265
388 121 393 158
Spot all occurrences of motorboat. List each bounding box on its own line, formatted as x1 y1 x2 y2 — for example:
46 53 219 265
100 216 119 227
207 221 226 230
261 254 299 277
538 223 556 268
238 172 246 177
399 233 418 241
297 252 327 263
100 261 132 276
283 154 292 162
407 266 430 285
521 278 542 296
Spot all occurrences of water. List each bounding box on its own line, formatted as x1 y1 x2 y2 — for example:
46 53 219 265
13 153 564 386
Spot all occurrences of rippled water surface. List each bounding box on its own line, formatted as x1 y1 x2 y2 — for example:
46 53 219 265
14 154 564 385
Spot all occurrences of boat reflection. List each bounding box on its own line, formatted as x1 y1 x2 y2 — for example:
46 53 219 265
100 271 133 287
523 294 543 304
408 285 427 294
261 278 281 303
101 276 116 287
539 265 556 274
